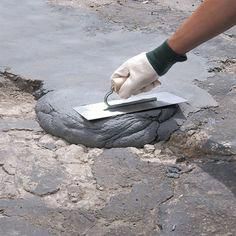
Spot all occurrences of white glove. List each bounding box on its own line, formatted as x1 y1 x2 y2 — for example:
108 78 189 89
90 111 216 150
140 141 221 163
111 53 161 99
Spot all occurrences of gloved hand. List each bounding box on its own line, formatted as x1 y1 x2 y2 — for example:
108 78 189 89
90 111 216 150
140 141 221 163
111 53 161 99
111 41 187 99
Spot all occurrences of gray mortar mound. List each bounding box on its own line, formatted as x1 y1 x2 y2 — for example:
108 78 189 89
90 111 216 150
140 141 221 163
35 88 182 148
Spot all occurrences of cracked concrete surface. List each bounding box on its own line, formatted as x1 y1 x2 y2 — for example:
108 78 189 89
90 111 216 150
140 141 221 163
0 94 235 236
1 74 236 235
0 0 236 235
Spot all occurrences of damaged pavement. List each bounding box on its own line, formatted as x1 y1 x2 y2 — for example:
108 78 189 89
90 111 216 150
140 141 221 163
0 0 236 235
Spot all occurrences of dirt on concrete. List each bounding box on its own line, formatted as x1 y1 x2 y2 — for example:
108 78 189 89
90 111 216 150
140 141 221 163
1 0 236 235
1 69 236 235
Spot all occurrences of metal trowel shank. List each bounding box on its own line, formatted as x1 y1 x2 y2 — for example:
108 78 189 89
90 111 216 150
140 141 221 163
73 92 187 121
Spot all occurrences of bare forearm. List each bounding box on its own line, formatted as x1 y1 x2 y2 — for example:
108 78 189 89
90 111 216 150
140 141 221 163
168 0 236 55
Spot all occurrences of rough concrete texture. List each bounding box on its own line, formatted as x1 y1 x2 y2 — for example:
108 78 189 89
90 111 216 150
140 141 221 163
0 74 236 234
0 0 219 148
0 0 236 234
158 161 236 235
169 63 236 157
36 87 180 147
1 124 236 236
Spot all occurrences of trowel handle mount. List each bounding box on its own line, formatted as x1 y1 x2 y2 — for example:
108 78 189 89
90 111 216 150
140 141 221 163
104 77 126 108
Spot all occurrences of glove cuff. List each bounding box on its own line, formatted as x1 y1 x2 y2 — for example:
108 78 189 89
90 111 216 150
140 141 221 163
146 40 187 76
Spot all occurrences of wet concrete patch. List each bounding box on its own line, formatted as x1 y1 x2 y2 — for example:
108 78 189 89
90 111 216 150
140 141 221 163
35 88 180 148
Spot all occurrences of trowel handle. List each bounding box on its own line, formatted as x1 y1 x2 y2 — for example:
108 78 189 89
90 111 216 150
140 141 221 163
112 77 127 93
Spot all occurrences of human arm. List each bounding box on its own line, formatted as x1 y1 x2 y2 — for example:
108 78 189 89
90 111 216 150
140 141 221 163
112 0 236 99
168 0 236 54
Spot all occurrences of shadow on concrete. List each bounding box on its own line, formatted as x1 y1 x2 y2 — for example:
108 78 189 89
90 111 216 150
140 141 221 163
199 160 236 196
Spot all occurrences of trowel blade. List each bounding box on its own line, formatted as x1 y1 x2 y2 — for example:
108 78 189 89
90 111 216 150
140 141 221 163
73 92 187 121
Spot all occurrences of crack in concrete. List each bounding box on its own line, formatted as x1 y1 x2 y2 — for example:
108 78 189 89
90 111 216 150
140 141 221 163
1 166 15 176
0 209 11 218
23 187 60 197
159 194 174 206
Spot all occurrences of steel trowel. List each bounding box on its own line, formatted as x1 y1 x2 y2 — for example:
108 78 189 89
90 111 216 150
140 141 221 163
73 78 187 121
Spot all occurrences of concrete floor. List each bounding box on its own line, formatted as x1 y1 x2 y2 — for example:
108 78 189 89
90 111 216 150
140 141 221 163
0 0 236 235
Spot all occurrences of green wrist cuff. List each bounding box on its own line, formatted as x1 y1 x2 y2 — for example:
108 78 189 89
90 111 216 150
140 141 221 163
146 40 187 76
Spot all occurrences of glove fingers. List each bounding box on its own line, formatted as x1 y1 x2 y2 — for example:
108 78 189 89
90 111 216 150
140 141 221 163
141 80 161 93
132 86 152 96
132 89 142 96
119 79 161 99
133 80 161 96
111 63 130 79
118 78 135 99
